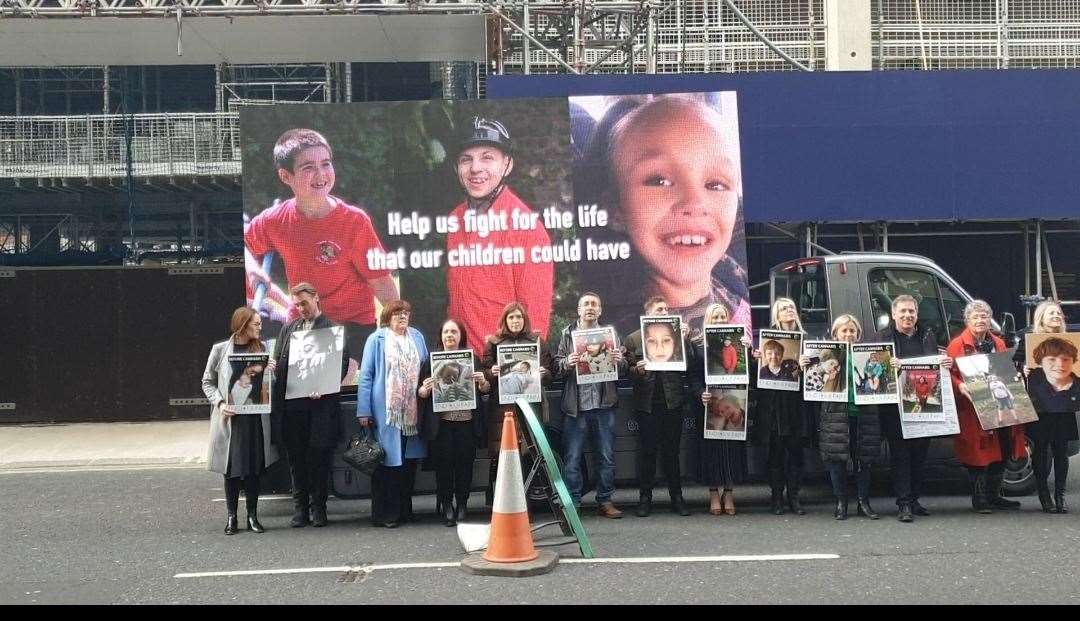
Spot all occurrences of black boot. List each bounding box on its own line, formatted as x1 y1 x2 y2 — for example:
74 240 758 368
454 494 469 523
441 494 456 527
770 489 786 516
970 471 992 514
1038 479 1054 513
636 491 653 517
224 514 239 535
247 514 265 534
671 493 690 516
910 500 931 517
787 490 806 516
1054 490 1069 514
834 497 848 520
311 505 328 527
897 503 914 523
290 501 310 527
986 473 1021 510
856 497 879 520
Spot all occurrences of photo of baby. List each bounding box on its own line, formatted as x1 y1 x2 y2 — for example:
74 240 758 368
640 315 686 371
572 92 751 339
496 342 542 404
802 340 848 403
851 343 898 405
703 386 748 441
572 326 619 385
430 350 477 412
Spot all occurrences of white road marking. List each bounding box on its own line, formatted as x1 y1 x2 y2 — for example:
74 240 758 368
0 464 206 475
174 553 837 579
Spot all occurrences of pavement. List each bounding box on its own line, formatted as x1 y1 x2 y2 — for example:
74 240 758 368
0 420 207 471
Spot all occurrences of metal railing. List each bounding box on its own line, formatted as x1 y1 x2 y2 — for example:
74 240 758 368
0 112 240 179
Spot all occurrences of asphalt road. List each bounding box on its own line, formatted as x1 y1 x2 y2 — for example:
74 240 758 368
3 465 1080 605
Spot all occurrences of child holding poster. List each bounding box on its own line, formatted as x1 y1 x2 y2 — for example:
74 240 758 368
573 93 751 338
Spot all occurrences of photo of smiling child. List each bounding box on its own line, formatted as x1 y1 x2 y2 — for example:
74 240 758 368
639 315 686 371
704 324 748 385
757 329 803 392
572 326 619 385
851 343 898 405
572 92 751 339
703 386 748 441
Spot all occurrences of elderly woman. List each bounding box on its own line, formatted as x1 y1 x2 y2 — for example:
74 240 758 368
357 300 429 528
1024 300 1078 513
202 307 279 535
418 318 490 526
947 299 1026 514
750 298 812 515
694 302 749 516
817 315 882 520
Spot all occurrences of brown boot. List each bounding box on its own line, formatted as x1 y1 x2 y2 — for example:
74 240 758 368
598 502 623 519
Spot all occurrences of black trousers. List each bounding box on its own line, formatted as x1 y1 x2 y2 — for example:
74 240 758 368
636 405 684 497
1033 437 1070 494
371 434 418 524
880 412 931 506
433 420 476 502
223 475 260 516
283 411 332 511
766 431 804 495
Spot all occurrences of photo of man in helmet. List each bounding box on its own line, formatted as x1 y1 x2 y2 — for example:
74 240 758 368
445 117 554 353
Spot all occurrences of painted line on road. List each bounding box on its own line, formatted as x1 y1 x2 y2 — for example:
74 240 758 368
174 554 838 579
0 463 206 475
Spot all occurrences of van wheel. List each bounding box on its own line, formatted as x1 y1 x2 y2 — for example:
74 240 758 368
1002 436 1036 496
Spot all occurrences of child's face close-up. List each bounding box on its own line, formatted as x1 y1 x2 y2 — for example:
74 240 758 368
586 343 603 356
280 146 335 206
644 324 676 362
612 103 739 294
1042 354 1075 384
457 145 512 200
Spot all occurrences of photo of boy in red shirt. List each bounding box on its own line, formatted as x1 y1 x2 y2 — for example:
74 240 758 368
245 128 400 381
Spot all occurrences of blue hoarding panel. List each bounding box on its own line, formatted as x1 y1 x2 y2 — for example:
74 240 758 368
488 70 1080 222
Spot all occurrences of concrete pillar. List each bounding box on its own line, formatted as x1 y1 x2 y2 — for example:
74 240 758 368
824 0 872 70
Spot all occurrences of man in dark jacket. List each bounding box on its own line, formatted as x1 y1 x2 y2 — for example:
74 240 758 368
875 294 952 523
554 291 628 518
272 282 350 528
624 296 693 517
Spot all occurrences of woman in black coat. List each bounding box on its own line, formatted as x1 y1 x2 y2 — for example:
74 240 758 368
818 314 882 520
418 318 490 526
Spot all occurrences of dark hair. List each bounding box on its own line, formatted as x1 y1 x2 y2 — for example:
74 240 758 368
379 300 412 328
1033 337 1079 363
643 296 666 312
273 128 333 172
488 302 536 344
438 318 468 351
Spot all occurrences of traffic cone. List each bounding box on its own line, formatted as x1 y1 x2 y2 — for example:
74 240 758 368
483 411 539 563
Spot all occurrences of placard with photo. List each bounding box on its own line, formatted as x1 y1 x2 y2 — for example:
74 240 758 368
802 340 848 403
756 329 803 392
572 326 619 385
639 315 686 372
956 349 1039 431
703 385 748 441
227 353 271 414
851 342 898 406
430 349 477 413
895 355 960 439
704 324 748 385
497 343 542 405
286 325 345 400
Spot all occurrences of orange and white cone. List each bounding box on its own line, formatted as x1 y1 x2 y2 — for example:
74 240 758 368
483 411 539 563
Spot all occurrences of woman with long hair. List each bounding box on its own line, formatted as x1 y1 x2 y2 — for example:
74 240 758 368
202 307 279 535
418 318 490 525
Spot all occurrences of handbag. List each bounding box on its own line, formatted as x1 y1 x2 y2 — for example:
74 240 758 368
342 425 383 475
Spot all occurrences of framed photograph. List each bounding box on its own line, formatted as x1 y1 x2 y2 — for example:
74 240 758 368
956 349 1039 431
430 350 477 413
497 343 542 405
757 329 803 392
802 340 848 403
286 325 344 400
703 385 748 441
896 355 960 440
227 353 271 414
704 324 748 385
572 326 619 385
1025 333 1080 374
639 315 686 372
851 342 898 406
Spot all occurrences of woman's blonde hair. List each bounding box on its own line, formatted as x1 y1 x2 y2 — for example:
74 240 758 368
704 302 730 325
830 314 863 341
770 297 804 332
1032 300 1065 334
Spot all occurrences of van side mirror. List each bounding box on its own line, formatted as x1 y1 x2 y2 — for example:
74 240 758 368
999 312 1017 346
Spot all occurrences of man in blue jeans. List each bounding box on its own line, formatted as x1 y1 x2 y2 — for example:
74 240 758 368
554 292 628 518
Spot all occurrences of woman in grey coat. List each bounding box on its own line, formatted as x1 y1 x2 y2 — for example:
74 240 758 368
818 314 882 521
202 307 279 535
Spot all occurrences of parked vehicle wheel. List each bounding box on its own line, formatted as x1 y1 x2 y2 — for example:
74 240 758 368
1002 435 1035 496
